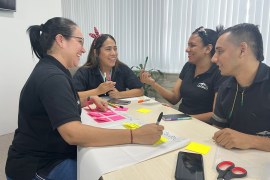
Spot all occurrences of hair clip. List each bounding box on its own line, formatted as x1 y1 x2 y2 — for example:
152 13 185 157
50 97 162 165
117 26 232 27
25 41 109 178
198 26 206 34
89 27 101 39
198 26 207 36
89 27 101 46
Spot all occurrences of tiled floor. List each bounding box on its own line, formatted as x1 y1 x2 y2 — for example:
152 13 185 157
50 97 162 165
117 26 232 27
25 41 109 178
0 133 14 180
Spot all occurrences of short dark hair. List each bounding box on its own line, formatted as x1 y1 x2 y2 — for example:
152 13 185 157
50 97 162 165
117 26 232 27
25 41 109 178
219 23 264 61
84 34 121 67
192 26 224 57
27 17 77 59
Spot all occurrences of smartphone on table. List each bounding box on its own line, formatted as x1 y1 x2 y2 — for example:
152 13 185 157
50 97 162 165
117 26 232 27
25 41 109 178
162 114 191 121
107 98 131 105
175 151 204 180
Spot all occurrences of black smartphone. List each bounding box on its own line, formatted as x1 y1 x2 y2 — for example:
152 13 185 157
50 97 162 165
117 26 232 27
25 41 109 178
175 151 204 180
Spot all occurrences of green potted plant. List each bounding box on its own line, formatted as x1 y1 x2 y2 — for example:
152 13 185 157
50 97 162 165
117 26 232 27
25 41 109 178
131 56 164 97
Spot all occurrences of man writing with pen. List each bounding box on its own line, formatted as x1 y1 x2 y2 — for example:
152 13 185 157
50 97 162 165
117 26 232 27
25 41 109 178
73 27 144 99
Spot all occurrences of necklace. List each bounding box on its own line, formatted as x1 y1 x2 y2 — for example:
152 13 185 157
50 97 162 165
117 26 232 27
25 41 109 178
99 69 112 82
228 83 245 119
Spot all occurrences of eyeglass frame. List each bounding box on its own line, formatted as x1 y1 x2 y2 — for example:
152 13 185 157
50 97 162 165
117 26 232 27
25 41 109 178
62 34 84 46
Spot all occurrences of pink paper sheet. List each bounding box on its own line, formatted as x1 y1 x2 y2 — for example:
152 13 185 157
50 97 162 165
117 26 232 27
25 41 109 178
109 115 125 121
87 108 126 123
94 117 111 123
115 107 128 111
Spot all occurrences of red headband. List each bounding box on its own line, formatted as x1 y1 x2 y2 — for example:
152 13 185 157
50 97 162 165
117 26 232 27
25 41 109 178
89 27 101 46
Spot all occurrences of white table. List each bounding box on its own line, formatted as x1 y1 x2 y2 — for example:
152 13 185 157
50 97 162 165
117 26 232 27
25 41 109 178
78 97 270 180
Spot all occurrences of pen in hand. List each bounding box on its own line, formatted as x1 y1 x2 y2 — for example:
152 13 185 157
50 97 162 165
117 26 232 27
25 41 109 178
156 112 163 125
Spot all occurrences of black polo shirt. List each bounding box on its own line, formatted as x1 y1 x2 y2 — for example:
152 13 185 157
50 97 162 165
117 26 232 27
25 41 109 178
5 55 81 180
211 63 270 136
73 63 143 95
179 62 227 115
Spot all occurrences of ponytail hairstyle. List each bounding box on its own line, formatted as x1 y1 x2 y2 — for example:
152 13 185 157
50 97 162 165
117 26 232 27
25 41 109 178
27 17 77 59
192 25 224 57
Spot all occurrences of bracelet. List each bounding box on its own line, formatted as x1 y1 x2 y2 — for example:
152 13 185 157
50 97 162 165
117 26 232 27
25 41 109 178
130 130 133 144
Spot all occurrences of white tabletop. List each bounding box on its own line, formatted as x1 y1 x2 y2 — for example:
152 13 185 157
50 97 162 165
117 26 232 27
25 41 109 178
78 97 270 180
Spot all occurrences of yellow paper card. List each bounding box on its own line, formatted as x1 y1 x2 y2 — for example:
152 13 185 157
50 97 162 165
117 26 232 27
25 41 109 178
122 122 167 145
123 122 141 129
185 142 211 155
154 136 168 145
136 108 152 113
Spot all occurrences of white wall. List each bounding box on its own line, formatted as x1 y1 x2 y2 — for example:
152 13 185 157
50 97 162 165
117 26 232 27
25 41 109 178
0 0 62 135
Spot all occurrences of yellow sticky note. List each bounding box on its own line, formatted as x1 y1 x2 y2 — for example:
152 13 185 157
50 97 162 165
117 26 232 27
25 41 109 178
123 122 167 146
154 136 168 145
123 122 141 129
185 142 211 155
136 108 152 113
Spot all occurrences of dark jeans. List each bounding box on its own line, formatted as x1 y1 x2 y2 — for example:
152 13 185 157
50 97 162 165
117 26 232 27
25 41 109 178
7 159 76 180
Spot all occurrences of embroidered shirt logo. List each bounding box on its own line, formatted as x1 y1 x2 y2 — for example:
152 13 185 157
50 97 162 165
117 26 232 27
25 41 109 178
197 82 208 90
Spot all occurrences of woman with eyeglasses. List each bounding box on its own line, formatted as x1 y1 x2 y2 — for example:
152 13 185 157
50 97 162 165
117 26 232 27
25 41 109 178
72 27 144 99
5 17 164 180
140 26 227 122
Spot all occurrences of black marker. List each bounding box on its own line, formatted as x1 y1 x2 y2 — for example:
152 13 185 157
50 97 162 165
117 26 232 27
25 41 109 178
156 112 163 125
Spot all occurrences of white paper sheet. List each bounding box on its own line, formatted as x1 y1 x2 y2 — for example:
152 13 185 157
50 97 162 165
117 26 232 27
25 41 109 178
78 109 189 180
78 130 189 180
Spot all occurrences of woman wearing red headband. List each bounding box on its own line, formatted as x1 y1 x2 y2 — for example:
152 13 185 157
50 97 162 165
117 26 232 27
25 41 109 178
73 27 144 99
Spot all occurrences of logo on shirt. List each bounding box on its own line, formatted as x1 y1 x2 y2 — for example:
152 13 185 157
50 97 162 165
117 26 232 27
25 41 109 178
197 82 208 90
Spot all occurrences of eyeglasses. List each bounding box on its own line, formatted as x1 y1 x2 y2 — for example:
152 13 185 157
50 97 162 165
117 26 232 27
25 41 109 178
62 35 84 46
